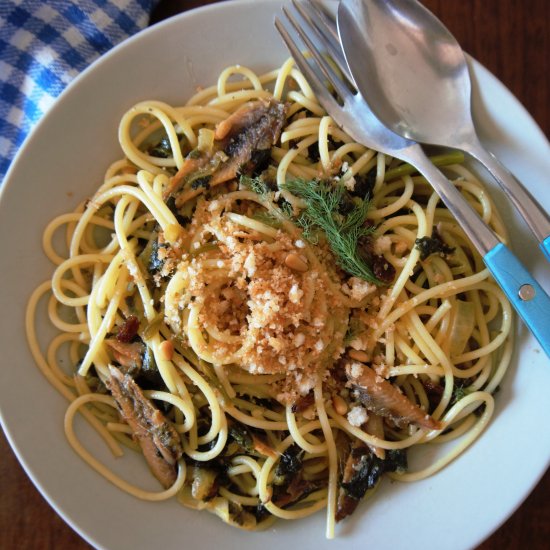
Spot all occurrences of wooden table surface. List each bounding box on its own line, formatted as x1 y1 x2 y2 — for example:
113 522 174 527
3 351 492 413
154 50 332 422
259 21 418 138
1 1 548 549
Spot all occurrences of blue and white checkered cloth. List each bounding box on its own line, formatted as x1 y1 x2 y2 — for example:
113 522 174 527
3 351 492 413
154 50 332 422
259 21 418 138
0 0 158 184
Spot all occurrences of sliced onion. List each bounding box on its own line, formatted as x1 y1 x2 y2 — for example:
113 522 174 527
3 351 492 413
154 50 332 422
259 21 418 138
450 300 475 357
197 128 215 154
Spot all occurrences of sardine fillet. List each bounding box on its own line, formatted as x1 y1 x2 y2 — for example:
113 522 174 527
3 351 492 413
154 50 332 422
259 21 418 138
106 367 183 488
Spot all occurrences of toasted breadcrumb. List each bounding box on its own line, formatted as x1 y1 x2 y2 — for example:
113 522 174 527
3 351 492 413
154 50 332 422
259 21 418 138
164 198 352 403
373 235 392 255
347 405 368 427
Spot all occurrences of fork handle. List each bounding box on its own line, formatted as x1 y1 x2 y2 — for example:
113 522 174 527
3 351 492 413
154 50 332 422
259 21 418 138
463 137 550 261
405 144 550 357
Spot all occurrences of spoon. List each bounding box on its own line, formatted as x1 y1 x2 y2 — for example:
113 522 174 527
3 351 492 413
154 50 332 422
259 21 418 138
337 0 550 260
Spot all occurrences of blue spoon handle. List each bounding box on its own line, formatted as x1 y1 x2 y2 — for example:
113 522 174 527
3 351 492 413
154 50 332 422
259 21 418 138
466 140 550 258
405 146 550 358
484 243 550 357
541 236 550 262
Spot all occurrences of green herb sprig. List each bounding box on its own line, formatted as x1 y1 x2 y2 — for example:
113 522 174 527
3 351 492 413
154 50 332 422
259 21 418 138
240 174 293 221
283 178 378 283
240 174 271 197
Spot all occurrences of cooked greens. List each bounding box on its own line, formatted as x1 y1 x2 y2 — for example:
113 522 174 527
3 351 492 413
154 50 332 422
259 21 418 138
415 230 455 260
384 151 464 181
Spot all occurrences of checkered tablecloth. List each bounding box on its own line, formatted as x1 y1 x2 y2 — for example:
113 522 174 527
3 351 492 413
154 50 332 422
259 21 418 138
0 0 158 184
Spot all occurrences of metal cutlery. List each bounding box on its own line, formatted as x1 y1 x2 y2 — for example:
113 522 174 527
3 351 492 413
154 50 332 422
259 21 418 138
337 0 550 260
274 0 550 357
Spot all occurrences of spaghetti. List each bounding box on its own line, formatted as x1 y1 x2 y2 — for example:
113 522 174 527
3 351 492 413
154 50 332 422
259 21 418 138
26 59 513 538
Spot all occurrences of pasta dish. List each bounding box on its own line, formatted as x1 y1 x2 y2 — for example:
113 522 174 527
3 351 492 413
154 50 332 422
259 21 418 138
26 60 513 538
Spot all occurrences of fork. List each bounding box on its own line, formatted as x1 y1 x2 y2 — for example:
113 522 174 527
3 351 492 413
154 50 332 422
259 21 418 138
274 0 550 357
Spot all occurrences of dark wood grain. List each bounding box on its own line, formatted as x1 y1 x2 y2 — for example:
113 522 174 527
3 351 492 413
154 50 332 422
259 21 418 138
424 0 549 137
1 1 548 549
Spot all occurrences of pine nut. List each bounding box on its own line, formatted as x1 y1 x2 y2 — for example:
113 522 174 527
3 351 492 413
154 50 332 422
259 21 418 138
348 349 369 362
285 253 309 272
165 223 182 243
302 404 317 420
332 394 348 416
158 340 174 361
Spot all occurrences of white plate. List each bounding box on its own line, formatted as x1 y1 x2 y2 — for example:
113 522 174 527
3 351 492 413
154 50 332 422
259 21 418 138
1 1 549 549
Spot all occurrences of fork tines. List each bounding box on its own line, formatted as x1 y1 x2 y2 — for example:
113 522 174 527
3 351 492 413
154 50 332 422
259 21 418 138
274 1 356 110
291 0 353 82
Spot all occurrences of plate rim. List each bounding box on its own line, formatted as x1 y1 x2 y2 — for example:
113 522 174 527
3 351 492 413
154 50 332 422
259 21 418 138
1 1 549 549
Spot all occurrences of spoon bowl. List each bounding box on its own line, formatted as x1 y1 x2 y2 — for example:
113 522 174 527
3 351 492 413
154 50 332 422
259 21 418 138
337 0 473 145
337 0 550 256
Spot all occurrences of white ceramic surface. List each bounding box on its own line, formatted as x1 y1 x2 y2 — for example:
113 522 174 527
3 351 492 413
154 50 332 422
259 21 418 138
1 1 549 549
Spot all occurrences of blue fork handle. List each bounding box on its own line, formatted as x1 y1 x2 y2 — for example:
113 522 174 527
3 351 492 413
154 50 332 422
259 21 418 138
485 243 550 357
